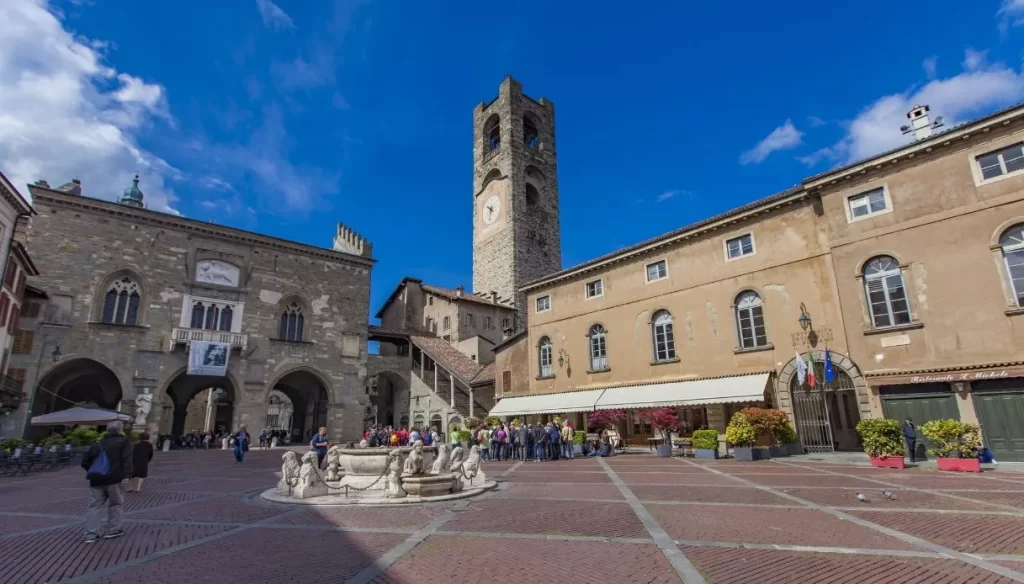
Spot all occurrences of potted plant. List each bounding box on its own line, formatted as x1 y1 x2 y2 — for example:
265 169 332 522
639 407 680 457
775 421 801 456
692 429 720 459
855 419 906 469
0 437 27 454
586 409 626 432
484 417 500 427
464 416 481 429
573 430 586 455
735 407 784 456
919 419 983 473
726 413 769 461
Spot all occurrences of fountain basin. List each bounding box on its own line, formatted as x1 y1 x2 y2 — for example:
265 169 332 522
402 474 456 497
338 446 435 476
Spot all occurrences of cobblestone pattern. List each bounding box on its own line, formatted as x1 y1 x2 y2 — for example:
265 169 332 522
846 511 1024 554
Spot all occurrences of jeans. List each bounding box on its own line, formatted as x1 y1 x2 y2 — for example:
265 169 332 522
535 443 546 460
562 442 575 459
481 446 490 460
906 439 917 462
234 448 245 463
85 484 124 537
548 442 559 460
522 443 531 461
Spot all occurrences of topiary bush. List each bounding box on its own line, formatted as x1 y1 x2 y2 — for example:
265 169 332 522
919 419 982 458
725 413 757 447
691 429 719 451
855 418 905 457
464 417 481 429
573 430 586 445
457 430 473 444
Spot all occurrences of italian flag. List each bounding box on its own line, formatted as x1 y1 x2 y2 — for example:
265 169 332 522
806 352 816 388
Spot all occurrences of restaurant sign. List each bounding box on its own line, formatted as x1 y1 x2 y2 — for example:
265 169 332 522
869 366 1024 386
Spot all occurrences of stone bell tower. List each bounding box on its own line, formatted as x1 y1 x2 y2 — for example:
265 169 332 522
471 76 561 329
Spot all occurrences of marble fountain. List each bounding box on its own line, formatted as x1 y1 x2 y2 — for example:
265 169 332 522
260 441 497 506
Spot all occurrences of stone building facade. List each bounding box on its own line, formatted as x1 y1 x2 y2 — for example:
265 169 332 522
493 103 1024 462
9 180 374 444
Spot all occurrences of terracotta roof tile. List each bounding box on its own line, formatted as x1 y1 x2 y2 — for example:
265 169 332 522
409 334 485 384
471 362 496 385
421 284 515 310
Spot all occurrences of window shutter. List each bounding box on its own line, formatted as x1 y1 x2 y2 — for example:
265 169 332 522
502 370 512 394
866 278 885 293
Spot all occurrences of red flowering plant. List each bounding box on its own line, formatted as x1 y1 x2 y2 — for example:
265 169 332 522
737 407 790 446
638 407 681 439
586 409 626 431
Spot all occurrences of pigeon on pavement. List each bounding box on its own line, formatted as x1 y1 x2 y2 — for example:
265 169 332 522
883 490 897 500
856 492 869 502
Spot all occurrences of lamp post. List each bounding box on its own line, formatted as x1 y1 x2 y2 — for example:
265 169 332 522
798 303 812 331
21 336 62 439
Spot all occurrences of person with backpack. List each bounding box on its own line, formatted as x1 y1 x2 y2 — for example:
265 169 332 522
81 421 134 543
233 426 250 463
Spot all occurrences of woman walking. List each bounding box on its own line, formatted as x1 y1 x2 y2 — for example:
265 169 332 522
127 432 154 492
233 426 250 463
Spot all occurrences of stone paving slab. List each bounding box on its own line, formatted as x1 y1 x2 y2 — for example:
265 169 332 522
629 484 794 506
648 504 922 550
781 487 997 511
373 535 682 584
846 510 1024 554
268 506 446 529
0 514 75 537
443 498 649 538
681 545 1019 583
498 482 625 501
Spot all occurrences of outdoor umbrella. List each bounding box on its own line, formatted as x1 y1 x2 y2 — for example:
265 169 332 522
30 407 133 426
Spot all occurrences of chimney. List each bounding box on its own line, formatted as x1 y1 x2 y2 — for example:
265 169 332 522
489 290 498 304
455 285 464 297
901 105 943 141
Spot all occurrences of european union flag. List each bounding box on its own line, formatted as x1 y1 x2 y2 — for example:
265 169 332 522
824 349 836 384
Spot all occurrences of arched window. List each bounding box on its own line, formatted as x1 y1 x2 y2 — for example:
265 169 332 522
484 114 500 152
651 310 676 362
538 336 553 377
863 256 911 328
735 291 768 349
523 116 539 149
279 301 305 342
1000 224 1024 306
589 324 608 371
190 302 205 329
101 276 141 325
525 183 540 207
190 301 233 331
482 168 502 188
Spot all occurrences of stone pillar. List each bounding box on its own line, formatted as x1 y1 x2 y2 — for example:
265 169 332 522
203 388 214 432
469 387 475 418
450 375 455 409
956 383 980 425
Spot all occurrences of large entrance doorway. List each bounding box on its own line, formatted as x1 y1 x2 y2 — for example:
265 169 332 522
164 373 236 436
972 379 1024 462
790 362 862 453
269 369 330 442
30 358 123 440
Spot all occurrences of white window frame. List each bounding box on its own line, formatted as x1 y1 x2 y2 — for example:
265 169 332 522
973 142 1024 186
999 224 1024 307
588 324 608 371
862 256 912 329
725 233 756 261
645 259 668 283
179 294 245 333
734 291 768 349
585 278 604 299
651 310 676 362
538 337 553 377
845 186 892 223
535 295 551 313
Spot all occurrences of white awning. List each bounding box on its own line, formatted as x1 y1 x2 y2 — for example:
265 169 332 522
488 389 606 417
31 407 133 426
593 373 771 410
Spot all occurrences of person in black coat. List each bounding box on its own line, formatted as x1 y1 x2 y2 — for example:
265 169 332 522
81 421 133 543
128 432 154 493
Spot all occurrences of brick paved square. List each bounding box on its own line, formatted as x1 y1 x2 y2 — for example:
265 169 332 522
269 506 443 529
740 474 885 488
148 477 271 493
0 515 73 537
0 489 84 511
443 498 649 538
680 545 1018 583
130 495 291 523
498 482 624 500
619 472 738 486
0 522 231 584
503 471 613 483
95 528 407 584
629 484 793 505
942 490 1024 509
862 474 1017 491
648 504 921 550
375 535 681 583
847 510 1024 554
14 490 214 516
782 487 995 510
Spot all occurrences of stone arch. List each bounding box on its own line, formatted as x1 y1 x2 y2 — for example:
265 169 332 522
372 370 406 428
93 267 149 325
855 251 907 277
158 366 242 436
776 349 869 452
264 365 335 442
31 358 124 434
482 168 503 188
483 113 500 152
523 113 540 149
263 365 336 405
276 294 312 342
525 165 545 207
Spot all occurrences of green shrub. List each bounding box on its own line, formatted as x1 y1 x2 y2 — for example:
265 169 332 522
40 435 68 448
0 437 27 452
511 418 521 427
919 419 982 458
66 427 102 447
855 418 905 457
774 421 798 444
464 417 481 429
457 430 472 444
725 413 757 447
484 417 500 427
691 429 720 450
573 430 586 445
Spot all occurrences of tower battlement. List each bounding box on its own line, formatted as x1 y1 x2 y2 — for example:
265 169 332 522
333 222 373 258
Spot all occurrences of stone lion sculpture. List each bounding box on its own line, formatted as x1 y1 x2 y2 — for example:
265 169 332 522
462 445 482 479
385 449 407 499
430 443 451 475
277 451 301 494
403 440 425 476
448 445 464 472
298 451 322 487
325 446 342 482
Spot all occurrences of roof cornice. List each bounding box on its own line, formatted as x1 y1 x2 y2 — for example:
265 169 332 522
0 172 35 217
804 102 1024 191
29 186 375 269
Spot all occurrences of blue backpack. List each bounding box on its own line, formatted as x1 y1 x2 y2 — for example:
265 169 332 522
86 447 112 481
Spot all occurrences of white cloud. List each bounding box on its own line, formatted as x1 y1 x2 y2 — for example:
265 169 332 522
807 115 827 127
922 56 938 79
0 0 179 213
1000 0 1024 32
271 54 335 92
656 190 679 202
800 50 1024 167
256 0 294 31
739 120 803 164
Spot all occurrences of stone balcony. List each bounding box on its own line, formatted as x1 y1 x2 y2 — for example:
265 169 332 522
169 327 248 351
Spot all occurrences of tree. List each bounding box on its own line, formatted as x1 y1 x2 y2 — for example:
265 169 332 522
638 408 680 438
587 409 626 431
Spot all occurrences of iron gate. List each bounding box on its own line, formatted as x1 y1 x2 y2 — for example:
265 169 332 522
792 388 835 453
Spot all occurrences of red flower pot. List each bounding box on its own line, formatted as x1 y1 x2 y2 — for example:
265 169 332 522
937 457 981 473
870 456 905 469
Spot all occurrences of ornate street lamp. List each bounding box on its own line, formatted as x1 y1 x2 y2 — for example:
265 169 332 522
798 303 812 331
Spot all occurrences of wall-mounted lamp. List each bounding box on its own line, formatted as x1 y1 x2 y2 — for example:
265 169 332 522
798 303 812 331
51 345 62 363
557 348 569 368
952 382 967 394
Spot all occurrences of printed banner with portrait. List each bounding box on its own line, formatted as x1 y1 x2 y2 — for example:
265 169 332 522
188 341 230 376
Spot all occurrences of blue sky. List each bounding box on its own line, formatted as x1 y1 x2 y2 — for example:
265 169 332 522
4 0 1024 319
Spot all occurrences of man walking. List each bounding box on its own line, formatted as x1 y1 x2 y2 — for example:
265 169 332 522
81 421 133 543
902 418 917 464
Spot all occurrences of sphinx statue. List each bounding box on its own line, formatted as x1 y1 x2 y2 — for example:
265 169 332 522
385 449 407 499
403 440 425 476
430 443 451 475
277 451 300 494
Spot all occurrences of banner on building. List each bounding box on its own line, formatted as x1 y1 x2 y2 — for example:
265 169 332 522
188 341 231 376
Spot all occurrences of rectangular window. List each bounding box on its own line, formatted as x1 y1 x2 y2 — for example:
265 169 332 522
501 317 510 330
502 370 513 394
977 143 1024 181
726 234 755 260
464 313 475 327
426 317 435 332
536 295 551 313
12 329 34 354
585 279 603 299
848 187 889 219
3 263 15 288
20 302 40 318
483 316 493 329
428 296 434 306
646 260 668 282
0 295 8 331
865 276 912 328
443 316 450 330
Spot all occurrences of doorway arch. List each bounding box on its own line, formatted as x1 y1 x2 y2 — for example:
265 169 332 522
30 358 123 440
162 369 238 436
778 350 867 452
371 371 405 428
266 367 331 442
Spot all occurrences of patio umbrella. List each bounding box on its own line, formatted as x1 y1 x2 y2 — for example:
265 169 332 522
31 407 133 426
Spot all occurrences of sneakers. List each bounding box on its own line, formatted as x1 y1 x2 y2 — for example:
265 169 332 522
85 534 99 543
103 529 126 540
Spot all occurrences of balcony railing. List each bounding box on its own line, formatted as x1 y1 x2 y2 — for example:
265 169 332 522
169 327 248 351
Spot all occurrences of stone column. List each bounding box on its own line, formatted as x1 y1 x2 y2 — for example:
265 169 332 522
469 387 475 418
203 388 214 432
